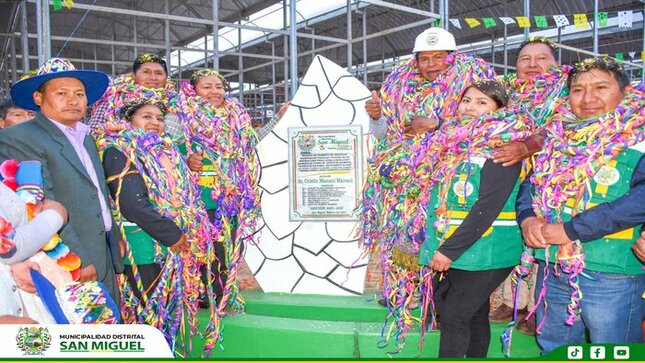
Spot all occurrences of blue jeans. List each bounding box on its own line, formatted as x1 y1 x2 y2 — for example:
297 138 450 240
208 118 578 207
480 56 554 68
534 261 644 354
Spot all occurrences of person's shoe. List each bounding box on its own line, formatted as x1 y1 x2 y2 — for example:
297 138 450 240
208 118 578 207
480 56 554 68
489 304 515 323
198 294 209 309
516 315 536 336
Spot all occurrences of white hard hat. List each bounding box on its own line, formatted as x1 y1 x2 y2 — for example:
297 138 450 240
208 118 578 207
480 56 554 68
412 27 457 53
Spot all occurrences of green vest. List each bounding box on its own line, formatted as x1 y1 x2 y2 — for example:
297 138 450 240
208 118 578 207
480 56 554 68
101 146 170 266
534 142 645 275
420 156 522 270
177 142 218 211
122 221 168 266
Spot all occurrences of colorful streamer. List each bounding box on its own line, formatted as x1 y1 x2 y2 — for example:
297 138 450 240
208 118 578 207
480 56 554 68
530 85 645 327
95 73 177 126
170 79 261 349
94 120 217 356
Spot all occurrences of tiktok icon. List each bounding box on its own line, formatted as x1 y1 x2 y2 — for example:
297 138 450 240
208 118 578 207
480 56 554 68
567 346 583 360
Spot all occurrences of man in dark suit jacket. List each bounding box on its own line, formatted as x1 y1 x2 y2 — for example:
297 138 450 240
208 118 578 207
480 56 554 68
0 58 123 301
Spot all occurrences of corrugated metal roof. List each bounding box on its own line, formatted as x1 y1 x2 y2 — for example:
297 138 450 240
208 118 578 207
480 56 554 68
0 0 643 102
0 0 281 77
214 0 642 87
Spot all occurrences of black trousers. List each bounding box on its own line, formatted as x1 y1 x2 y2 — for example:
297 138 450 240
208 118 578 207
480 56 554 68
124 263 162 300
434 266 513 358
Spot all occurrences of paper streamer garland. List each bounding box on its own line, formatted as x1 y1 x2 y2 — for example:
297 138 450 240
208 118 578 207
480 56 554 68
170 79 261 341
96 73 177 125
530 86 645 328
360 51 531 351
496 65 570 357
411 106 533 353
361 52 496 252
360 53 496 353
95 121 217 356
501 65 571 127
500 246 536 357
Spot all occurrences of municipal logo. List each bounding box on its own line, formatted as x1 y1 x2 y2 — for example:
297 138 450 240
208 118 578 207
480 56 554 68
453 180 474 198
297 134 316 151
16 326 52 355
426 34 439 46
593 165 619 186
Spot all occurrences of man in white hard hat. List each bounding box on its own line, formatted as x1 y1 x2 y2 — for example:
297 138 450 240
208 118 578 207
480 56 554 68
365 27 495 139
360 27 496 345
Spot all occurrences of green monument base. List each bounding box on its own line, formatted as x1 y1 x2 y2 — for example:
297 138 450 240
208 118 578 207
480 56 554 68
189 291 540 359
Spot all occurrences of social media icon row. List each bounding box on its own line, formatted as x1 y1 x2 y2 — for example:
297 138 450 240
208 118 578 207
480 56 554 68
567 346 630 360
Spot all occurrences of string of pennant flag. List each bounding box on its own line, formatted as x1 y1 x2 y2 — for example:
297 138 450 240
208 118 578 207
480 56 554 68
447 10 645 63
46 1 644 64
448 10 639 30
51 0 75 11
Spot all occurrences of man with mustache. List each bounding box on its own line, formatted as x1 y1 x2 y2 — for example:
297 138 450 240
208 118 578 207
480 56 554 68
516 57 645 353
0 58 123 302
489 37 571 335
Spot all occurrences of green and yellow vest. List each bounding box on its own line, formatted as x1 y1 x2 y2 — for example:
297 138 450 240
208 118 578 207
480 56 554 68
122 221 168 266
535 142 645 275
177 142 218 211
420 157 523 270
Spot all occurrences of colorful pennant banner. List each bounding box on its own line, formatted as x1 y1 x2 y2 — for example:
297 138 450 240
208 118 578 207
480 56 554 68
52 0 75 11
573 14 588 29
465 18 481 28
597 12 608 27
618 10 634 27
482 17 497 28
515 16 531 28
452 11 638 30
534 16 548 28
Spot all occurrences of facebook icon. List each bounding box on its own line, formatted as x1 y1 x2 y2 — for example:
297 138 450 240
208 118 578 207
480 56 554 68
590 346 605 359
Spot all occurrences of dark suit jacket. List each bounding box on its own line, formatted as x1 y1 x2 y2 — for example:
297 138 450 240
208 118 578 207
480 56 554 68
0 113 124 295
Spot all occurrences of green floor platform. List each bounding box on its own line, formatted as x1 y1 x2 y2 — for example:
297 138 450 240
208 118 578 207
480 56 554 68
189 291 540 359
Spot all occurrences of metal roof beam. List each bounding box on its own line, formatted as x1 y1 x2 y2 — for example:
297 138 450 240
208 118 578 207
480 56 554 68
216 12 437 78
0 32 283 60
13 54 131 67
25 0 213 25
293 17 436 59
26 0 342 42
219 12 645 80
25 0 348 45
359 0 439 19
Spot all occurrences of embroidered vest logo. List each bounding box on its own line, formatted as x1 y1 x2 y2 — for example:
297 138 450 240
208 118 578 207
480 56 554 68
452 180 474 198
593 165 620 186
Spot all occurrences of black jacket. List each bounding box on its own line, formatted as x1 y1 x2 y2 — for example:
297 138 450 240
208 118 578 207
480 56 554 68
103 147 182 247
